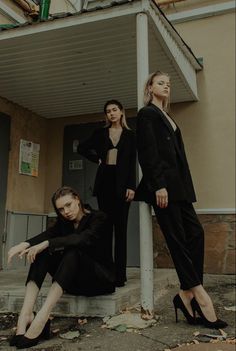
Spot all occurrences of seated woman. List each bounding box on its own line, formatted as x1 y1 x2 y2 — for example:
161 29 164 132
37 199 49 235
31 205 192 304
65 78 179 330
7 186 115 349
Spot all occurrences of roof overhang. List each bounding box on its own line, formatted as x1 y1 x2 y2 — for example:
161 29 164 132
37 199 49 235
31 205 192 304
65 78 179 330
0 0 202 118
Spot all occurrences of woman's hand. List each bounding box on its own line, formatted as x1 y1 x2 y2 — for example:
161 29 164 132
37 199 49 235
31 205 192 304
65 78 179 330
20 241 49 264
8 242 30 265
156 188 168 208
126 189 135 202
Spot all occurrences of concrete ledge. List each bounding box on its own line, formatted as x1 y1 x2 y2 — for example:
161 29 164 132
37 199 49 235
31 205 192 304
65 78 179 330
0 268 179 317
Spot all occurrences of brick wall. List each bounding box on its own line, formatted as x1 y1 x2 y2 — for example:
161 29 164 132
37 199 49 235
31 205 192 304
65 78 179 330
153 214 235 274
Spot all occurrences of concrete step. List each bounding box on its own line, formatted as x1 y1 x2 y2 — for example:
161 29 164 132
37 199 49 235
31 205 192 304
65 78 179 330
0 268 179 317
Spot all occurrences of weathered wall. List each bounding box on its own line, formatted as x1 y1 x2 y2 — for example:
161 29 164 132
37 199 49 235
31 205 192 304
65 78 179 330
0 96 47 213
153 213 236 274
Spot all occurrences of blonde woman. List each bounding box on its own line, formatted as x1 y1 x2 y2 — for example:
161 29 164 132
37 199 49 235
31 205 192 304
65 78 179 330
78 100 136 287
135 71 227 329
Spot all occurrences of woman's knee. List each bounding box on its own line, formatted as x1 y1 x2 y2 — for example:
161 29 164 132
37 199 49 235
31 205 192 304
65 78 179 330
62 248 81 263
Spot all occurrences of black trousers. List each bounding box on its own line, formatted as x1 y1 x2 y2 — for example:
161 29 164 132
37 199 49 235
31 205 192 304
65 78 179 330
26 248 115 296
152 201 204 290
97 165 130 283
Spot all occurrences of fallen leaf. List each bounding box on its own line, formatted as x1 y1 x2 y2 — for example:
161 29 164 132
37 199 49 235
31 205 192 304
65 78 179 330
114 324 127 333
102 316 110 323
219 329 227 338
126 328 133 333
59 331 80 340
224 305 236 311
193 331 200 336
78 318 87 325
52 328 60 334
192 339 200 344
100 324 107 329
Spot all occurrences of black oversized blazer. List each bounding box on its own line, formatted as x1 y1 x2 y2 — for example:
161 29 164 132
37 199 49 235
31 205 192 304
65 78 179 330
77 127 136 199
26 210 115 286
135 103 196 204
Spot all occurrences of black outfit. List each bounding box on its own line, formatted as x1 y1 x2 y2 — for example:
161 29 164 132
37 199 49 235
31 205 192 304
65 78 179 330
135 103 204 290
78 127 136 284
25 209 115 296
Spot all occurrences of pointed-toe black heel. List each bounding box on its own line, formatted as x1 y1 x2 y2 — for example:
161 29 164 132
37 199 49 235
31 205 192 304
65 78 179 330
16 318 51 349
191 297 228 329
9 311 36 347
41 318 51 340
9 334 23 347
173 294 198 325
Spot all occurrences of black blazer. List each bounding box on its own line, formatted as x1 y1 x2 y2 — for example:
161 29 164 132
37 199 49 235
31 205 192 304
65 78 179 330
78 127 136 199
26 210 114 274
135 103 196 204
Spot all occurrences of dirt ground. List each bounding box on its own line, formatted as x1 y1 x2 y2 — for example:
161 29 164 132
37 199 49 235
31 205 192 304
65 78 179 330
0 278 235 351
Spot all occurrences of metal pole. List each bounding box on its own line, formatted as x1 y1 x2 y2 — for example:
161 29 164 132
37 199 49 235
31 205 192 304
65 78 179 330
136 13 154 317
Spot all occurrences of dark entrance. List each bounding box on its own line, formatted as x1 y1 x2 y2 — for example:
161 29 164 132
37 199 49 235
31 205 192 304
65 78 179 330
62 119 140 267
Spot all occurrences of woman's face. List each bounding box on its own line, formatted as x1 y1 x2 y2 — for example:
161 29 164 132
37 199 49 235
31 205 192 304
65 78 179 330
105 104 123 125
55 194 80 221
149 75 170 101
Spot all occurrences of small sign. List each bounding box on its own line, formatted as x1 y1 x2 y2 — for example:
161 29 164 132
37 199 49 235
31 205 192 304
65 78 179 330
69 159 83 170
19 139 40 177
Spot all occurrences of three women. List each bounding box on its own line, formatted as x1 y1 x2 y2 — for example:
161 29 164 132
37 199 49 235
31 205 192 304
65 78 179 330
135 71 227 329
78 100 136 287
8 186 115 348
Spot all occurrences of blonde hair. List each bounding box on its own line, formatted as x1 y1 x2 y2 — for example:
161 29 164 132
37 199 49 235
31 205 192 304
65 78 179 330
143 71 170 111
103 99 130 130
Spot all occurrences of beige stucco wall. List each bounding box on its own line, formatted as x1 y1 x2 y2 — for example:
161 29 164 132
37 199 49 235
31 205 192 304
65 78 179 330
170 12 235 209
0 96 47 213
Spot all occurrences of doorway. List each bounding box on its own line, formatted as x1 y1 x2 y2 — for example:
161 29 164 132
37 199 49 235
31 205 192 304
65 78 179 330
62 119 140 267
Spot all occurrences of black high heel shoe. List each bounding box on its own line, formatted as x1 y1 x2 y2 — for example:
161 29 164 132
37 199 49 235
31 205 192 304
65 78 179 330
16 318 51 349
191 298 228 329
173 294 200 325
9 312 36 347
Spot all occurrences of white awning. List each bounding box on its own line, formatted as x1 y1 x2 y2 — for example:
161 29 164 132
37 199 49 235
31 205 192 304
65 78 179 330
0 0 202 118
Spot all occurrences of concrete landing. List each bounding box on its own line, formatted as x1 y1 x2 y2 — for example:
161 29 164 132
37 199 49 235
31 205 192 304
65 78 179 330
0 268 179 317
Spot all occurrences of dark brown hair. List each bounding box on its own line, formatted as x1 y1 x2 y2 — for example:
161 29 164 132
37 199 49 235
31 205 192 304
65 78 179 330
52 186 85 217
103 99 130 129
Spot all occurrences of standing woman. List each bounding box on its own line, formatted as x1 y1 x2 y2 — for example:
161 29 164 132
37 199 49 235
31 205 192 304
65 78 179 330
7 186 115 349
78 100 136 287
135 71 227 328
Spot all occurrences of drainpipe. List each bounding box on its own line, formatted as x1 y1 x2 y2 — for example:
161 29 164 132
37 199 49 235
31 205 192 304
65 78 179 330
136 13 154 319
39 0 51 20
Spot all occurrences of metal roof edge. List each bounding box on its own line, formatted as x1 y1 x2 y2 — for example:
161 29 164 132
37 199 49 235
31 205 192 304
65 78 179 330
149 0 203 71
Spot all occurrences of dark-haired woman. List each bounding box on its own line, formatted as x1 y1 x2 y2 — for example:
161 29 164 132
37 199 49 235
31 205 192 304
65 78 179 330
7 186 115 349
135 71 227 329
78 100 136 287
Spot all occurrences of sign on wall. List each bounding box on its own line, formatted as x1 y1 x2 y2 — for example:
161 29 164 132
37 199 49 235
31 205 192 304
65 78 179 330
19 139 40 177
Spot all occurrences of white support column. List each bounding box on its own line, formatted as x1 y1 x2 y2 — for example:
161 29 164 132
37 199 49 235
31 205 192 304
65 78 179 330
136 12 154 316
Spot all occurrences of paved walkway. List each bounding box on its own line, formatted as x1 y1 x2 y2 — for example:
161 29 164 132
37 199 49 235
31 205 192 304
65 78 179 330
172 344 234 350
0 270 235 351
